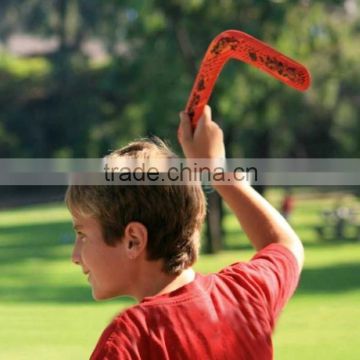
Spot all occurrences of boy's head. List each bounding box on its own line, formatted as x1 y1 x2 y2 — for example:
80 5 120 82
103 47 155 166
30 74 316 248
66 137 207 299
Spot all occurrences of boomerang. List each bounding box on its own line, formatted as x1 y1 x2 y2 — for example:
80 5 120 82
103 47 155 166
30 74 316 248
185 30 311 128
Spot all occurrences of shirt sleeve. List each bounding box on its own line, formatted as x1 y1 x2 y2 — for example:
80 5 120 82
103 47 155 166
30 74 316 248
217 243 300 327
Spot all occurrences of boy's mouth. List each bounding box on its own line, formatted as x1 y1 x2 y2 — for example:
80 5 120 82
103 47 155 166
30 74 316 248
83 269 91 281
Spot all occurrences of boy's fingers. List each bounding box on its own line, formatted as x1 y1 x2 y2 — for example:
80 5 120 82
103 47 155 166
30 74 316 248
178 111 193 144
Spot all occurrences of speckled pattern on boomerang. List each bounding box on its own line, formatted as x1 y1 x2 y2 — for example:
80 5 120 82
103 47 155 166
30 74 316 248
185 30 311 128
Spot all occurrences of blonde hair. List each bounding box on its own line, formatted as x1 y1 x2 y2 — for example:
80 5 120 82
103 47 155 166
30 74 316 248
65 137 207 275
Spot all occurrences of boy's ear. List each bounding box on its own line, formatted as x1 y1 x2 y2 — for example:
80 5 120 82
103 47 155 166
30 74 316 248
123 222 148 259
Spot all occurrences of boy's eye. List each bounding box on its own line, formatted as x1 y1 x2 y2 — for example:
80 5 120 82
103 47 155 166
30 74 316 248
76 232 86 242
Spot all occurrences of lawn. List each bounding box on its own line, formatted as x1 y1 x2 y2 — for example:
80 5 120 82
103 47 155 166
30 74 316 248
0 190 359 359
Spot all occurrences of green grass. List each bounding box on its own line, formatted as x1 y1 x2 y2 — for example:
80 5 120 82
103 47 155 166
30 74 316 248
0 191 360 359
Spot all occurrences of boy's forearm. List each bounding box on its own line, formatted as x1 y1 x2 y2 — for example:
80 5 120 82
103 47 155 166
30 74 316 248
177 106 303 267
212 180 304 267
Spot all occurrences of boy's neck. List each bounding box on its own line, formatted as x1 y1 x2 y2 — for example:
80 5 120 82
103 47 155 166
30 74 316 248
134 266 196 302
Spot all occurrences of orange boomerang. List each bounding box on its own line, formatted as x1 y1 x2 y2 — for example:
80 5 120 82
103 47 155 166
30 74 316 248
185 30 311 128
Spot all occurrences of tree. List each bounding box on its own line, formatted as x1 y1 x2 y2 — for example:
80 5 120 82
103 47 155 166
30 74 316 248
0 0 359 251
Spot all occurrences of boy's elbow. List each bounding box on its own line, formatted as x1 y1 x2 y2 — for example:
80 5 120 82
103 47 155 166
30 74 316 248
280 236 304 274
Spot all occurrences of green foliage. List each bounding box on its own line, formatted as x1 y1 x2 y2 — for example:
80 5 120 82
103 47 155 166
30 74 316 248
0 53 51 78
0 1 359 158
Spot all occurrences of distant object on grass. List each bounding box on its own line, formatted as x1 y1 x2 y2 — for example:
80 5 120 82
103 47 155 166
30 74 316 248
315 206 360 241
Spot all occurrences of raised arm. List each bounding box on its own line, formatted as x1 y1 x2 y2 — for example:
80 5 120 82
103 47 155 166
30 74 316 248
178 105 304 272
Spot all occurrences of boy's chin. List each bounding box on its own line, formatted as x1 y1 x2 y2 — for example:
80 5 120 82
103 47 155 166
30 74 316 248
91 288 122 301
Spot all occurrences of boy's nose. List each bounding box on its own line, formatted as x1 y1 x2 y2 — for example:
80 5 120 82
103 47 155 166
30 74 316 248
71 242 81 265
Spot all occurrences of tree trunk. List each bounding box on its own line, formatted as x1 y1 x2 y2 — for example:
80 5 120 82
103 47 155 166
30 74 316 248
55 0 68 52
205 191 223 253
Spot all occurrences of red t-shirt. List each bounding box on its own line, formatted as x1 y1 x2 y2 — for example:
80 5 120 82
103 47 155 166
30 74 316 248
90 243 300 360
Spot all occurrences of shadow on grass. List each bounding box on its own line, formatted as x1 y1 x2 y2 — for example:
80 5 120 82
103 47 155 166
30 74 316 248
0 284 94 303
297 262 360 294
222 227 360 251
0 282 135 305
0 220 74 265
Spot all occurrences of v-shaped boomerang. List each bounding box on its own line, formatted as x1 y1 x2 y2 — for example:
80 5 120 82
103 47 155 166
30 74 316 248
185 30 311 128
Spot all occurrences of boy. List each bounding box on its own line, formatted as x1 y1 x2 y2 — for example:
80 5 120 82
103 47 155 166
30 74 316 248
67 105 304 359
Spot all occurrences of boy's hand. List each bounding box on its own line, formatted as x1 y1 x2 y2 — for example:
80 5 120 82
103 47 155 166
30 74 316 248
178 105 226 160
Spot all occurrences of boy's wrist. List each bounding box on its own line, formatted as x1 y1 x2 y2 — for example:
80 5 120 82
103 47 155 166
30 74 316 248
184 157 226 175
211 172 252 188
182 159 252 189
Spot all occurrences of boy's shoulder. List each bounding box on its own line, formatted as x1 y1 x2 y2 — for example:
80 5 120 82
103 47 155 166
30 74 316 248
218 242 299 278
216 243 300 321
